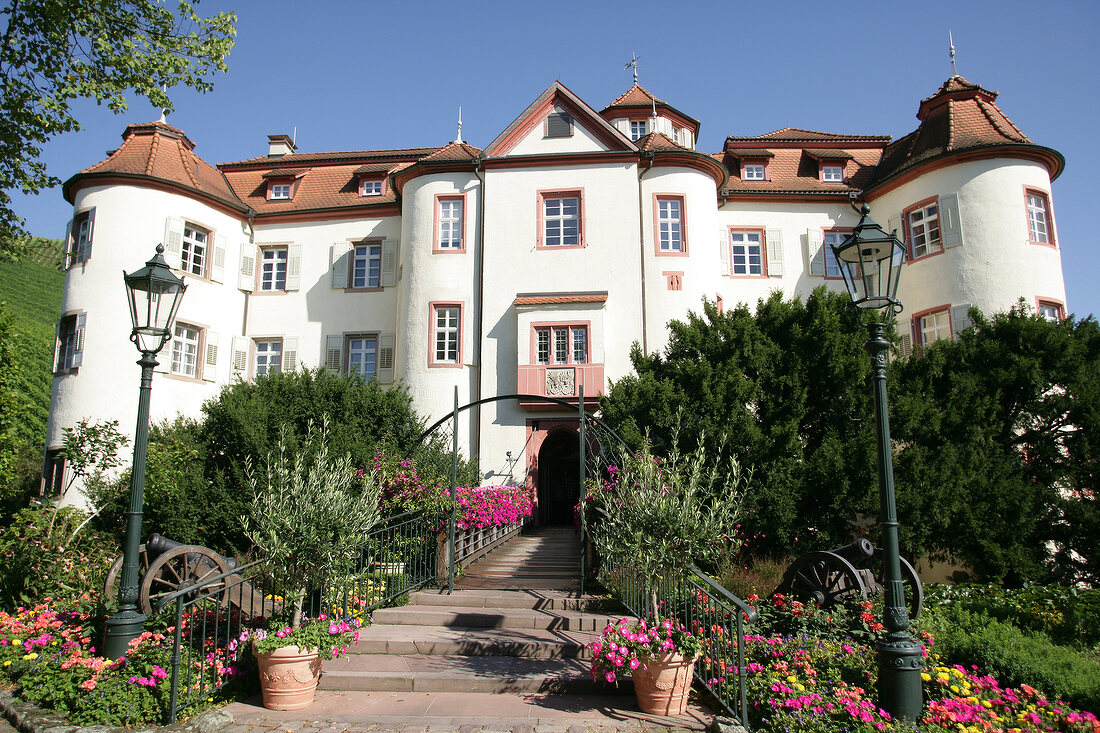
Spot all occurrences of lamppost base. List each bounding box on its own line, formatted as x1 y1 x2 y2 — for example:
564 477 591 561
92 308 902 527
103 610 147 659
876 636 924 721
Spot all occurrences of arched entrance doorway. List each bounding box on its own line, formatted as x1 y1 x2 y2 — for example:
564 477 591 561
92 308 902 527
537 429 580 525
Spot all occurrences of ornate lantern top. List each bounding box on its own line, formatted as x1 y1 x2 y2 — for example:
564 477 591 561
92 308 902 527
829 204 906 322
123 245 187 354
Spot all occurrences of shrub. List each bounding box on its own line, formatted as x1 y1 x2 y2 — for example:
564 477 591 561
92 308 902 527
720 556 791 601
0 505 114 610
924 605 1100 712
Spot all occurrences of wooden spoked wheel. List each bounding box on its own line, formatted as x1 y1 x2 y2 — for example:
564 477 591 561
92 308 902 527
140 545 230 614
102 544 149 608
777 551 868 609
899 556 924 620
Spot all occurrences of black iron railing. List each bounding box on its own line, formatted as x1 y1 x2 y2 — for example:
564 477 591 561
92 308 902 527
158 510 440 723
601 562 758 728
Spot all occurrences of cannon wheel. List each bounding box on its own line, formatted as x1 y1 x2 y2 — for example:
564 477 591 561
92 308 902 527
102 544 150 607
900 556 924 620
778 551 868 608
140 545 230 614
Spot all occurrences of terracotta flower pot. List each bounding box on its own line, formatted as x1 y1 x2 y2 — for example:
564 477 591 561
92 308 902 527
632 652 695 716
255 645 323 710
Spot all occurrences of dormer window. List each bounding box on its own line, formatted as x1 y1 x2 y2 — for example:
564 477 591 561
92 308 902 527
822 165 844 183
263 168 305 200
742 164 766 181
630 120 648 141
360 178 383 197
545 112 573 138
269 183 291 199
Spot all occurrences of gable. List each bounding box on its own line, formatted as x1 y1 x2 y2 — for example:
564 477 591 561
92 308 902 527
485 82 635 158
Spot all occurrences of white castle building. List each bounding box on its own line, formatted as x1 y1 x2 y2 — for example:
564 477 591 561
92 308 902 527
46 76 1067 520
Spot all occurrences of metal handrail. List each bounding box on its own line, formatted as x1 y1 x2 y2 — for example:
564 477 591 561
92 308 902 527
601 561 756 728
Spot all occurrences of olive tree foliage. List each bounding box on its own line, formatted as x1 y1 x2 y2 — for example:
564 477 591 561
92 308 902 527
588 429 749 620
0 0 236 259
600 288 879 560
244 421 382 629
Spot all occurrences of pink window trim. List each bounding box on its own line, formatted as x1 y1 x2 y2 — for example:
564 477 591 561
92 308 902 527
716 294 724 315
903 195 945 263
1023 186 1057 248
823 228 853 281
359 176 387 197
910 303 953 355
428 301 464 368
663 271 683 290
1035 296 1065 321
528 320 592 365
727 226 769 279
536 188 585 250
433 193 467 254
653 193 688 256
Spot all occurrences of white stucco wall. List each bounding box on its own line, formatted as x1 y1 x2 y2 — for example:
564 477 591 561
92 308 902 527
867 159 1065 325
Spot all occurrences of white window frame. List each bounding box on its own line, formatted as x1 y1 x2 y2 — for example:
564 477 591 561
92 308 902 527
170 323 202 378
269 183 292 200
360 179 383 197
742 164 766 181
70 210 93 266
438 198 463 250
347 335 378 380
822 165 844 183
822 231 846 279
181 224 209 276
350 243 382 289
918 310 952 347
630 120 648 141
1026 190 1052 245
907 201 942 260
432 305 461 365
54 313 84 372
254 339 283 377
729 229 765 276
534 325 588 365
1037 300 1064 323
542 195 581 247
260 247 288 291
657 197 684 253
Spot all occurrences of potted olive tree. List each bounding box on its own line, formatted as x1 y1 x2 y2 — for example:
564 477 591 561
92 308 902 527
587 431 747 715
243 422 381 710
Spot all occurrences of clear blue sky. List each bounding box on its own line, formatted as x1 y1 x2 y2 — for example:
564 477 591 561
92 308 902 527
11 0 1098 318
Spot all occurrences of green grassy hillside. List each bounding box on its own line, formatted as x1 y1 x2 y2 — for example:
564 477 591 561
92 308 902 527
0 239 65 496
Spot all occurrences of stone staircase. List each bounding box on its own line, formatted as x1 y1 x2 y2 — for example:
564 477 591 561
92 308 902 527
320 527 629 696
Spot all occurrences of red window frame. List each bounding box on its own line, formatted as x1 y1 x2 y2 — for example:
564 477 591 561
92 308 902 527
654 193 687 256
536 188 585 250
428 302 463 368
904 196 944 262
433 194 466 253
1024 187 1056 248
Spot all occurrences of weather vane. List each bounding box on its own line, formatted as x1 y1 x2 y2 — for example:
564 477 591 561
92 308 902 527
949 31 959 77
625 52 639 85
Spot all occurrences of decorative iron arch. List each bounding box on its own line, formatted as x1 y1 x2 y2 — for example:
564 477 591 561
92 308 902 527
401 389 631 595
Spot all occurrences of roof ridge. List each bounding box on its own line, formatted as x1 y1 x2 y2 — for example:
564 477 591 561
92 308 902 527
177 134 200 189
977 97 1030 143
145 131 159 176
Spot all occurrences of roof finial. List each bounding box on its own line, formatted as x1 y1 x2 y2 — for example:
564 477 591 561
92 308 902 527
949 30 959 77
158 84 167 123
625 52 639 85
455 107 463 144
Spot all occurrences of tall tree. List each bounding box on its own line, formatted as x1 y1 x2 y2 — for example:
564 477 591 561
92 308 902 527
0 0 236 259
600 288 880 559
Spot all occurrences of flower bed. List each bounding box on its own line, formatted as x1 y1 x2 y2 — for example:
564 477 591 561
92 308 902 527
733 593 1100 732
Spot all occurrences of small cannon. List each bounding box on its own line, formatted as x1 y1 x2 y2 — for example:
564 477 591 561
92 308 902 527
103 534 238 614
774 538 923 619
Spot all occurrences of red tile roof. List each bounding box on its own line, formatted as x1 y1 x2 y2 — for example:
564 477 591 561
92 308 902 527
716 146 884 196
222 147 441 167
513 293 609 306
63 121 243 209
603 84 669 110
728 128 890 143
726 149 776 159
805 149 854 160
635 132 687 151
420 141 483 162
871 75 1063 186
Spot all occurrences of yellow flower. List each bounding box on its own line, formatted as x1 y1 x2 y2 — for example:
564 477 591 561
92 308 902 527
921 672 932 682
950 685 960 693
787 675 797 683
21 653 37 660
2 660 10 667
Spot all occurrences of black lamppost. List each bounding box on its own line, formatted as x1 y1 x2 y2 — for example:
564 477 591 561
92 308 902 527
103 245 186 659
830 204 923 720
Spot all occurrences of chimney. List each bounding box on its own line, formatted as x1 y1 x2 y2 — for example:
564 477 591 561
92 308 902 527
267 134 297 157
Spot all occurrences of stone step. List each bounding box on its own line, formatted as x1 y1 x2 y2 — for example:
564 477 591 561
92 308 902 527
371 605 618 632
349 623 598 658
319 653 632 695
409 589 615 612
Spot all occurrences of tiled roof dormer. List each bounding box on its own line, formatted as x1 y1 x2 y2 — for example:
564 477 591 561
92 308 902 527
869 75 1064 190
